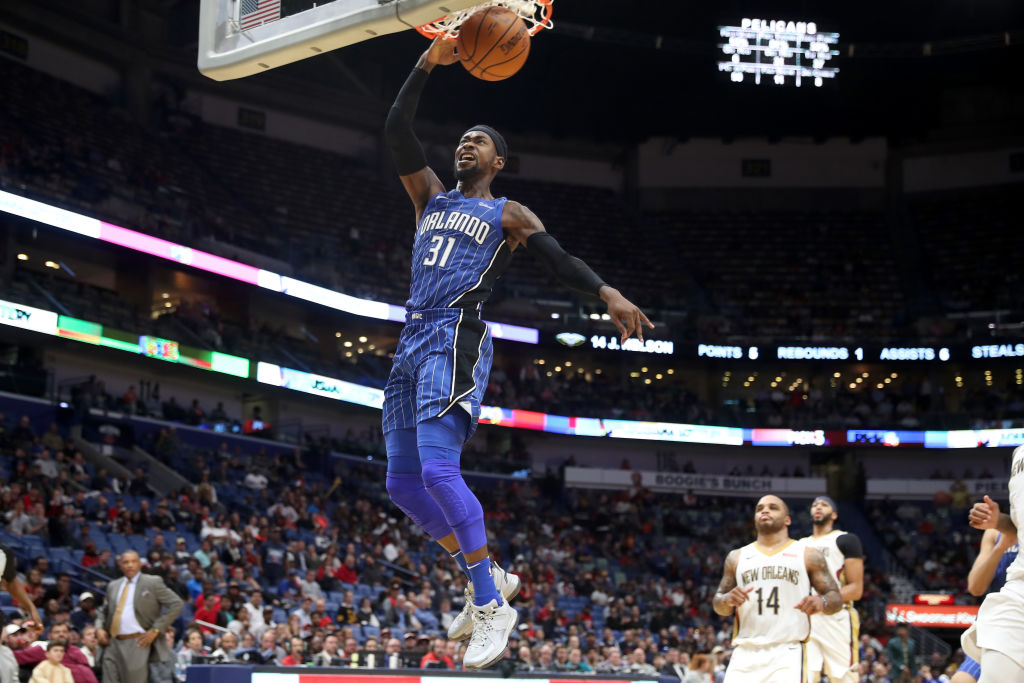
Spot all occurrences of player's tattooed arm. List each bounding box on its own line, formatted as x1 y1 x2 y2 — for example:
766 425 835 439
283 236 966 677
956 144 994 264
797 547 842 615
712 550 751 616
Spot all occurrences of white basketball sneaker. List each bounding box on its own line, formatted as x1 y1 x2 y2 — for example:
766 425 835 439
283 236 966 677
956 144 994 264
448 562 520 642
462 598 519 671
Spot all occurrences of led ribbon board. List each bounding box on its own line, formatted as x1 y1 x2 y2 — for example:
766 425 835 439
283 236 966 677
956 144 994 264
3 296 1023 449
719 18 839 87
0 190 538 344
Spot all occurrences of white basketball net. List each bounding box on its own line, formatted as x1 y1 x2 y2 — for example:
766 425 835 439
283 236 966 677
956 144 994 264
416 0 554 40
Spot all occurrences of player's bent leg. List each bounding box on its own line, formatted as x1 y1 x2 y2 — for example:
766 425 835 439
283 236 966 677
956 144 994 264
978 649 1024 683
385 426 477 642
384 427 454 540
418 413 498 601
419 412 518 669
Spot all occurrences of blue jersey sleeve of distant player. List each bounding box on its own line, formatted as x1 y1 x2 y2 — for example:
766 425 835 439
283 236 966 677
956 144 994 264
957 656 982 679
990 533 1019 593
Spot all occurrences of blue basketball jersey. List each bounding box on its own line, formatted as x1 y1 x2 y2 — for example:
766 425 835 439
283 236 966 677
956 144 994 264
406 190 512 312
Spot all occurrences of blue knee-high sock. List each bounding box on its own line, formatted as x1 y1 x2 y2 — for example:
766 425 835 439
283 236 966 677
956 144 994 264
450 550 472 581
465 557 498 606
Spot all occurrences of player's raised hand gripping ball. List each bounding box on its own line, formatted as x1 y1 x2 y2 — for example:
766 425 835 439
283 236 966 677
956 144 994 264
424 37 459 67
456 6 531 81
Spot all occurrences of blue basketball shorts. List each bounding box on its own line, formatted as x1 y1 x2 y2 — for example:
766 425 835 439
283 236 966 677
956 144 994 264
382 307 492 439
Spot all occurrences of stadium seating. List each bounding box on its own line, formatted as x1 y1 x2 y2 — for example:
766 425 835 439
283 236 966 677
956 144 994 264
4 56 1019 349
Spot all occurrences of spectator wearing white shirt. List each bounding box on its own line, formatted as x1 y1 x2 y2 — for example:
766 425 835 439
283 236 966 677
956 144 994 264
244 471 267 490
33 451 58 479
299 570 323 601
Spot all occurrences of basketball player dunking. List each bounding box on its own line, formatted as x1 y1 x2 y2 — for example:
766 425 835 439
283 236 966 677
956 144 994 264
714 495 842 683
800 496 864 683
962 444 1024 683
953 524 1019 683
382 38 652 671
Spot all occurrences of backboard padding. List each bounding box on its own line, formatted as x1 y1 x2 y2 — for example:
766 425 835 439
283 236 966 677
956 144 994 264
198 0 481 81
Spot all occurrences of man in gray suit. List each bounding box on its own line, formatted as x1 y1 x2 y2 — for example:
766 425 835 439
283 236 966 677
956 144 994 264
96 550 183 682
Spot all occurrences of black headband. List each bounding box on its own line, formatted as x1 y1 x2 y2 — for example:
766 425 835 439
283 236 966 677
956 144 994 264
463 124 508 159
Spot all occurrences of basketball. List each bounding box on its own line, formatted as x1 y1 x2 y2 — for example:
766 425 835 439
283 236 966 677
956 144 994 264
456 6 531 81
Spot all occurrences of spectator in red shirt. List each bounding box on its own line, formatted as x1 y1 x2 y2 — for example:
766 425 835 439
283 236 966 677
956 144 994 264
334 555 358 585
280 637 306 666
194 586 223 635
420 638 454 670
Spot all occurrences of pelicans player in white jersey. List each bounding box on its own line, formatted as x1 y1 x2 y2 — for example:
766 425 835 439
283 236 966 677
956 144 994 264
714 495 842 683
801 496 864 683
963 445 1024 683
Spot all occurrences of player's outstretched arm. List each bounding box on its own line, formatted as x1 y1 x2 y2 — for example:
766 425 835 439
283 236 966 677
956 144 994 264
712 550 751 616
385 39 458 219
798 547 842 615
502 201 654 343
967 527 1017 596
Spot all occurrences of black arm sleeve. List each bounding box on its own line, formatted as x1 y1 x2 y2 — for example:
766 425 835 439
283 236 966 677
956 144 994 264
526 231 607 297
384 67 430 175
836 533 864 559
0 544 15 581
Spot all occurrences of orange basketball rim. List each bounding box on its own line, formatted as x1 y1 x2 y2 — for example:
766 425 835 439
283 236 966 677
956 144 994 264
416 0 554 40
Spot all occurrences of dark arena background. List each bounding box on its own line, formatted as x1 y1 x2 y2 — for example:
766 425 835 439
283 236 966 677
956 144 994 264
0 1 1023 682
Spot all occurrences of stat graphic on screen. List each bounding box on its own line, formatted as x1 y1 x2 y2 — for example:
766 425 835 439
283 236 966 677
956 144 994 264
718 18 839 87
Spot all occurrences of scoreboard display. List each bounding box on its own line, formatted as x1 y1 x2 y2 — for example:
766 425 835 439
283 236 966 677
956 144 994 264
718 18 839 87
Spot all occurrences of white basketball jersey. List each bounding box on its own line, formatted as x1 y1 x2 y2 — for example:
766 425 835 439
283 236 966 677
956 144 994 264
733 539 811 647
801 530 849 600
1005 445 1024 584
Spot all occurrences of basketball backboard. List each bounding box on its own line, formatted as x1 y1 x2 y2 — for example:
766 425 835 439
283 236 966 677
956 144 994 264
198 0 481 81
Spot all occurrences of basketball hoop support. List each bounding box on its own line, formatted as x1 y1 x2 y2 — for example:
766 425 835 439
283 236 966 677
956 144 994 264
198 0 482 81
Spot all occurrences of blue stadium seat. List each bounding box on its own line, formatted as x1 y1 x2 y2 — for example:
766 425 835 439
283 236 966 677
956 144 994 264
48 547 75 573
361 625 380 641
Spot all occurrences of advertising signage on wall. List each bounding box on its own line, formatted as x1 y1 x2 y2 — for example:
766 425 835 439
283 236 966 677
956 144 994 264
885 604 978 629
